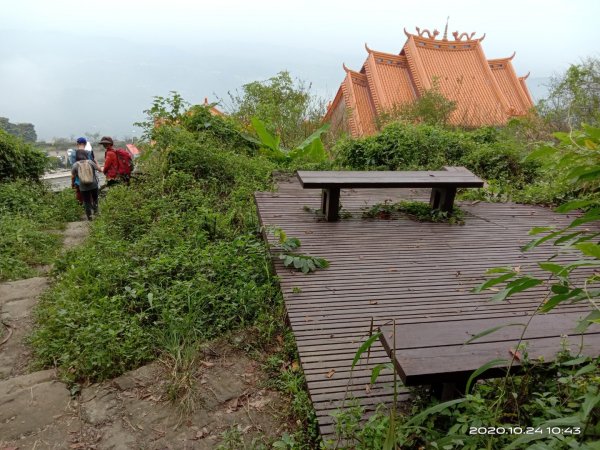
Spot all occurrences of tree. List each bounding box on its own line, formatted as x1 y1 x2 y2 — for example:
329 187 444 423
537 57 600 130
0 117 37 142
0 129 47 180
226 71 326 148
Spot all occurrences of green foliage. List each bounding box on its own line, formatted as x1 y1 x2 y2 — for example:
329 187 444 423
538 58 600 130
181 103 256 153
271 228 329 273
0 129 47 181
134 91 190 140
0 117 37 142
250 117 329 164
228 71 326 148
362 200 465 224
334 122 539 191
0 181 80 281
377 80 457 128
332 342 600 449
334 122 476 171
31 121 282 382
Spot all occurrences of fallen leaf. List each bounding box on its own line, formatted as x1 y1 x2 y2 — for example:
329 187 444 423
513 266 521 273
387 268 398 272
276 335 284 345
326 369 336 379
369 300 378 305
509 348 522 361
200 361 215 368
291 361 299 371
365 384 371 394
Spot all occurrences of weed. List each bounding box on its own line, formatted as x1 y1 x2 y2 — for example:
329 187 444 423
362 200 465 224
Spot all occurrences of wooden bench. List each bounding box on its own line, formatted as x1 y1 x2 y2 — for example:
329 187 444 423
296 167 484 221
379 311 600 399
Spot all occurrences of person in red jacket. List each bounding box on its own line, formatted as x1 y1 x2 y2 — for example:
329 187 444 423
100 136 129 186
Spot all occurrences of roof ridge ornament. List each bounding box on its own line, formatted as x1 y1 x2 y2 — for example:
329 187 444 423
443 17 450 41
415 26 440 40
365 43 372 53
342 63 351 73
508 51 516 60
521 71 531 80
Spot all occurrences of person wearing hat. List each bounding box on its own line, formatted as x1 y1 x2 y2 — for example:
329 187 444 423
99 136 122 187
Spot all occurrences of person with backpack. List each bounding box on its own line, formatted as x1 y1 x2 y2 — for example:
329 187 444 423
71 149 100 220
71 137 97 206
99 136 133 186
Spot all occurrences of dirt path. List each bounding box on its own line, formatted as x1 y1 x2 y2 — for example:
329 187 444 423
0 222 291 449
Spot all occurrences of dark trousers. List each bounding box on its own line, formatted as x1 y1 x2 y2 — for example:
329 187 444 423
81 188 99 219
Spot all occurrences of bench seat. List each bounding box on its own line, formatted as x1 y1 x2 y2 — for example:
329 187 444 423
296 167 484 221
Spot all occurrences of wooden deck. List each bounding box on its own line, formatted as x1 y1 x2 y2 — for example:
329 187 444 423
254 177 597 439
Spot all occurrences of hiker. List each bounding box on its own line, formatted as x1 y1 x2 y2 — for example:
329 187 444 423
71 137 96 204
100 136 133 186
71 150 100 220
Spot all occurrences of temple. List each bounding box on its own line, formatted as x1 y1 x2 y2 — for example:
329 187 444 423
324 27 534 138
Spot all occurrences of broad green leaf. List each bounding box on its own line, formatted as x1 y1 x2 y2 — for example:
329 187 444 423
525 145 557 161
568 208 600 228
522 230 563 251
465 323 525 344
251 117 281 153
541 289 584 313
529 226 555 235
370 362 393 385
560 356 589 366
352 332 382 369
574 364 597 377
405 398 466 426
465 358 508 393
491 277 543 302
575 310 600 333
575 242 600 258
472 272 515 293
555 199 596 213
538 262 567 277
576 167 600 183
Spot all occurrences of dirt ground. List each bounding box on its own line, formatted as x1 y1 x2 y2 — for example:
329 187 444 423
0 222 292 449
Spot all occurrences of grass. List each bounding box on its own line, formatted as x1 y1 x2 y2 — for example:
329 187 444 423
0 180 81 281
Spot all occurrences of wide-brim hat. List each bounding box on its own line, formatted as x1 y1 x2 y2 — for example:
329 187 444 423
98 136 114 145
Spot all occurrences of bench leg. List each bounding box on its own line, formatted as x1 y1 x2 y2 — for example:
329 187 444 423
430 187 457 213
321 188 340 221
431 379 467 400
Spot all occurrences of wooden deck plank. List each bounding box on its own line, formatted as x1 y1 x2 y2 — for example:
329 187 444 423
254 181 599 440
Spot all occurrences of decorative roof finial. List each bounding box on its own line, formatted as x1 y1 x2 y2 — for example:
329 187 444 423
342 63 351 73
365 43 372 53
508 51 516 60
443 16 449 41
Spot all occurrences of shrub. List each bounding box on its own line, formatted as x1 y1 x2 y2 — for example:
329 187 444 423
0 129 47 180
333 122 477 171
0 181 80 281
460 142 539 186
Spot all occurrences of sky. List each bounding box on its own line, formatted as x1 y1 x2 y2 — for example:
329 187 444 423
1 0 599 141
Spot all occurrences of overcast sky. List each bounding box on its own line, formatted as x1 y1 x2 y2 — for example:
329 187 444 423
1 0 599 141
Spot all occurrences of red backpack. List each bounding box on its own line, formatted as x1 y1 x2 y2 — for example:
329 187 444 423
114 148 134 176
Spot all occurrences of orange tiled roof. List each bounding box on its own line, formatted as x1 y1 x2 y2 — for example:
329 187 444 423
325 27 534 137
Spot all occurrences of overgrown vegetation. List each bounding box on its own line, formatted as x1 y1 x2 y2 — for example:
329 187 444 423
362 200 465 224
226 71 327 149
0 129 47 180
0 132 80 281
13 58 600 448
